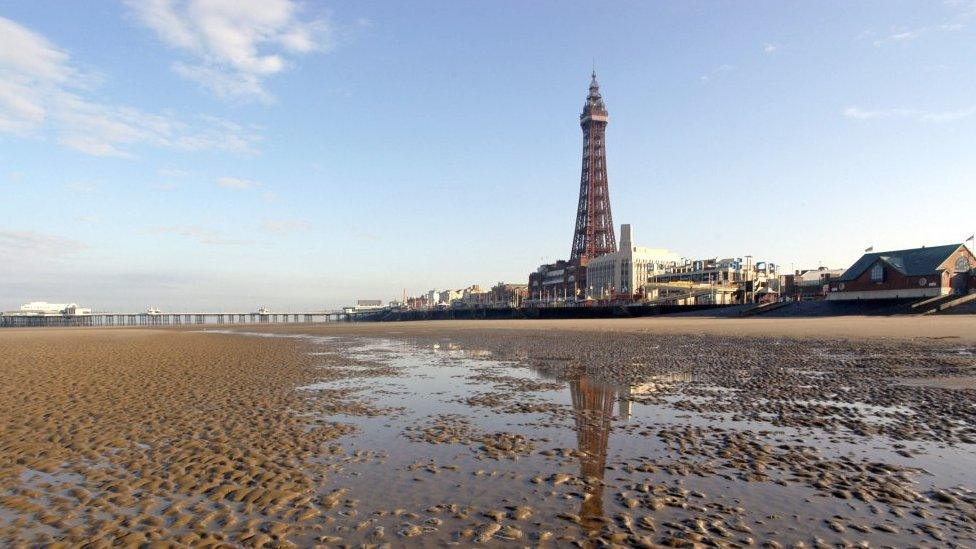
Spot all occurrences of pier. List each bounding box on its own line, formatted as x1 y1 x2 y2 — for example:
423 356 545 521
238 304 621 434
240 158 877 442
0 310 377 328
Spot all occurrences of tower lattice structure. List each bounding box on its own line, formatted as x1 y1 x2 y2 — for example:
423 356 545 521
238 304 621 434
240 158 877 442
570 71 616 264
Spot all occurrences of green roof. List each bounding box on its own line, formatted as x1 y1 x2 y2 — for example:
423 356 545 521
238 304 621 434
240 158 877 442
837 244 962 282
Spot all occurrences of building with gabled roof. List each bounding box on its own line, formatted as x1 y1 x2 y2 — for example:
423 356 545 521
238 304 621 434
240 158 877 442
826 243 974 300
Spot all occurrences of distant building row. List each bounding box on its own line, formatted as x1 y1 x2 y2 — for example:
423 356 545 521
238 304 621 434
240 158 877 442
402 282 529 310
529 223 781 305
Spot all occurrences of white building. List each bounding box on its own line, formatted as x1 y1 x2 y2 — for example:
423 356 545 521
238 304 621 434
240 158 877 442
650 256 781 303
15 302 92 316
586 224 680 298
438 289 463 306
459 285 489 306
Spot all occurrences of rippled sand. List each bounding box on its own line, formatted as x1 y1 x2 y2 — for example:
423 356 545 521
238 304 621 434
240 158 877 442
0 329 358 547
1 318 974 547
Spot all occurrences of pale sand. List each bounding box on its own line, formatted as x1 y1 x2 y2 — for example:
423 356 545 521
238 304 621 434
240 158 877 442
899 376 976 389
230 315 976 343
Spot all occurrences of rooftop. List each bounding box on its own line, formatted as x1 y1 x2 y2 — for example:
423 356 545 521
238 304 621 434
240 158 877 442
836 243 963 281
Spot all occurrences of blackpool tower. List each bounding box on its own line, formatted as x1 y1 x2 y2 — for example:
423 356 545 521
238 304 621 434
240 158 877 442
570 71 617 264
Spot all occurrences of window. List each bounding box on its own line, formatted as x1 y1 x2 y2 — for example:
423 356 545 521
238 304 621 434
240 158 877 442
956 256 972 273
870 264 884 282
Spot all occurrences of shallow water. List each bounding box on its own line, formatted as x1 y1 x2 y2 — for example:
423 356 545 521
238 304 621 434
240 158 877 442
245 333 976 546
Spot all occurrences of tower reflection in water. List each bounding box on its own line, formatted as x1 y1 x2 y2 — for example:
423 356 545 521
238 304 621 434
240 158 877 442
569 372 694 534
569 376 620 534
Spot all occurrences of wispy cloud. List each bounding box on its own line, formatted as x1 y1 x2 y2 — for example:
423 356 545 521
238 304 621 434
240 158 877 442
763 43 778 54
147 225 245 245
218 176 262 190
0 230 88 265
843 105 976 122
872 2 975 46
158 168 189 178
873 27 927 46
261 219 311 234
354 230 381 241
700 64 736 83
125 0 331 103
66 180 98 193
0 16 261 157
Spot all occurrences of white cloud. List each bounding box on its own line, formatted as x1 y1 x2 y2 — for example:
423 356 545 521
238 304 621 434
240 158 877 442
66 180 98 193
0 230 87 265
217 176 262 190
0 16 261 157
872 2 975 46
763 43 777 54
173 62 271 103
261 219 311 234
700 64 736 83
873 27 926 46
158 168 189 178
843 105 976 122
125 0 331 102
354 230 381 241
148 225 245 245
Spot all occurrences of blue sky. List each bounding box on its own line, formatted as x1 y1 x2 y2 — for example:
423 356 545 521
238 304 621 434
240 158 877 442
2 1 975 311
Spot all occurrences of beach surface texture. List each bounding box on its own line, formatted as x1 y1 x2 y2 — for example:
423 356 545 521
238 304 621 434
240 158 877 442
1 316 974 546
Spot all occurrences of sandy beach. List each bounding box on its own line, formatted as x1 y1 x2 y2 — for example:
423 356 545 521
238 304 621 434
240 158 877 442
1 317 974 547
244 315 976 343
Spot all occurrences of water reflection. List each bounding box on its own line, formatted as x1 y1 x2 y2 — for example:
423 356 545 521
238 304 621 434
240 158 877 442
570 376 616 533
568 371 697 534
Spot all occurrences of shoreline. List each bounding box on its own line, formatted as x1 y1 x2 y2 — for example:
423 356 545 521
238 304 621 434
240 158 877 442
2 314 976 342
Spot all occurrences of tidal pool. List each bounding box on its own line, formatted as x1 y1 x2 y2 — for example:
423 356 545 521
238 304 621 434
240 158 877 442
268 333 976 546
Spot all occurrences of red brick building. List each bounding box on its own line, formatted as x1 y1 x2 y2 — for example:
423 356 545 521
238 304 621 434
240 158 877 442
528 260 586 303
827 243 974 301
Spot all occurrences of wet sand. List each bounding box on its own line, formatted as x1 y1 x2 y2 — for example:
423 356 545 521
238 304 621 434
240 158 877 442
1 318 975 547
244 315 976 343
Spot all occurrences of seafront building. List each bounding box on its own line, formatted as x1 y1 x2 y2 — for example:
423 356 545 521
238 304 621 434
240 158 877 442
827 243 974 300
585 224 680 299
529 260 587 303
781 267 845 300
439 289 464 306
648 257 780 304
7 302 92 316
489 283 528 308
403 283 527 309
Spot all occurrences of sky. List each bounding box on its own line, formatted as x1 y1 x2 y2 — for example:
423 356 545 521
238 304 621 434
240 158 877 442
2 1 975 312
